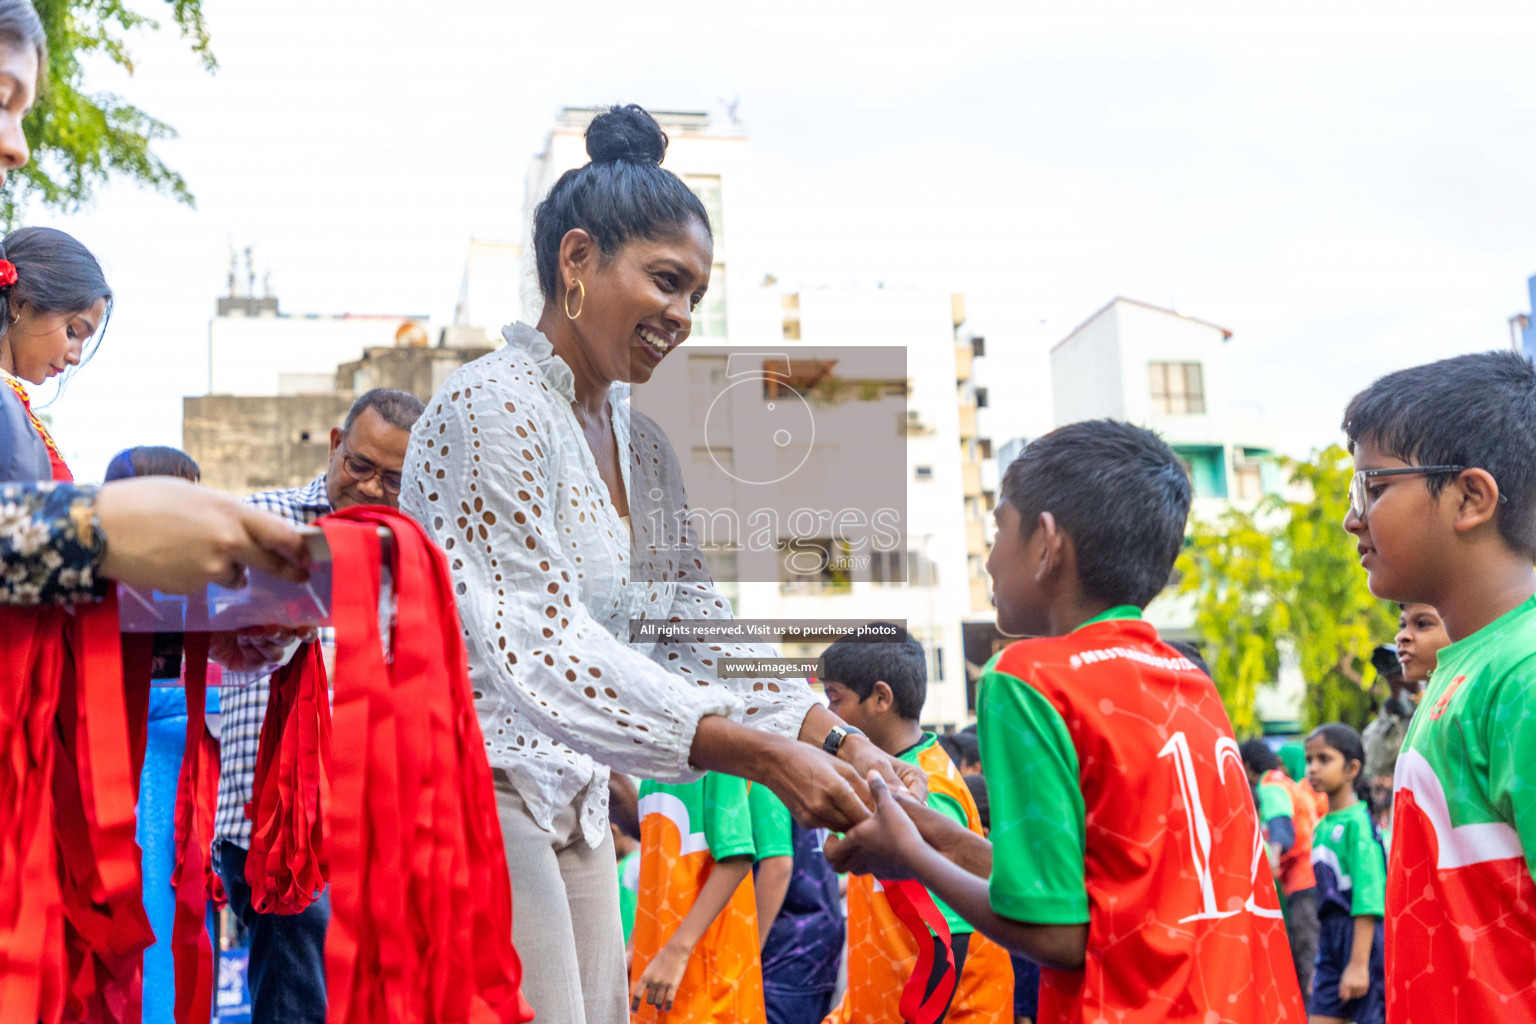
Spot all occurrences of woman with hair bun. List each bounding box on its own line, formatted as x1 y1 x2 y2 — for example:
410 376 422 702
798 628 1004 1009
404 103 918 1024
0 225 112 482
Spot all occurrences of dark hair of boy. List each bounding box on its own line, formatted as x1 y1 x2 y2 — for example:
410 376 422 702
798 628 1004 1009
1239 738 1283 775
1167 640 1212 679
1342 350 1536 557
999 419 1192 609
937 728 979 770
819 623 927 721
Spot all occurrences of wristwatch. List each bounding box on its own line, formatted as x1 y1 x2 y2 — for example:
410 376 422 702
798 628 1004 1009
822 724 866 757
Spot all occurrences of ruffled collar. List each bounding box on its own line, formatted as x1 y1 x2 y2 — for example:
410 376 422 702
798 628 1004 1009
501 322 632 403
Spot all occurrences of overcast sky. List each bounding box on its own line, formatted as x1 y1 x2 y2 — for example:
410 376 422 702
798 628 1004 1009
20 0 1536 479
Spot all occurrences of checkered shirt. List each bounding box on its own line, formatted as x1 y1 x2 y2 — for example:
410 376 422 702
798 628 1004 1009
213 474 333 848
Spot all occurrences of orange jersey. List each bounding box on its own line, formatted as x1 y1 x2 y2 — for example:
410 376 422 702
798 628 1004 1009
631 773 764 1024
1257 768 1319 894
826 736 1013 1024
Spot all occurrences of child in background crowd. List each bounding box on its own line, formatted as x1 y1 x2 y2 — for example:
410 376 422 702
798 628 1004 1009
1242 739 1322 1007
1341 351 1536 1022
749 784 846 1024
629 773 762 1022
821 625 1013 1024
1304 724 1386 1024
825 421 1304 1024
749 782 794 955
1369 604 1451 847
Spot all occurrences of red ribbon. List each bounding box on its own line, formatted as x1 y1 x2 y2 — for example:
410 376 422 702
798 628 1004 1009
169 635 217 1024
238 507 531 1023
0 593 156 1024
882 878 958 1024
244 641 332 916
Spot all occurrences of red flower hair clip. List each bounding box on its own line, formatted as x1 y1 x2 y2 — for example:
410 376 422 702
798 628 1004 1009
0 260 16 288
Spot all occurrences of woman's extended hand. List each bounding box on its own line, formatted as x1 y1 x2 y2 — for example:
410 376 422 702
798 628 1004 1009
754 734 872 832
839 733 929 802
97 478 310 592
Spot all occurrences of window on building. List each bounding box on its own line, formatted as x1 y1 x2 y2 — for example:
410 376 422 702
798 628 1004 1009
697 265 727 338
915 465 934 481
686 176 724 246
971 336 986 357
974 387 989 408
1148 361 1206 415
778 538 852 590
1234 462 1263 500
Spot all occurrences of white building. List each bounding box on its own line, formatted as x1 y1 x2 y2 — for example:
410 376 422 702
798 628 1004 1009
504 106 995 726
1049 297 1300 724
207 293 436 397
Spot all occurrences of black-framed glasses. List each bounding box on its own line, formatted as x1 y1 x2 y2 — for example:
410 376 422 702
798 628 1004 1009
1348 465 1464 520
338 441 403 494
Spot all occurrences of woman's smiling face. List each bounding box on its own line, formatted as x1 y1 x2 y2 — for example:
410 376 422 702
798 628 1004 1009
563 217 712 386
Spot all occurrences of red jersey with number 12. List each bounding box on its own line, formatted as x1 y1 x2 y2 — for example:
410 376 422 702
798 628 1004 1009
980 618 1303 1024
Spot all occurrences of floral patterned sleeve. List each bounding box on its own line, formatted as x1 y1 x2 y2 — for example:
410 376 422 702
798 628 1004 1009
0 481 108 606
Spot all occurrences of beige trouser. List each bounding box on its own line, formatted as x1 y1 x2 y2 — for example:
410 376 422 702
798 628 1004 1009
495 771 628 1024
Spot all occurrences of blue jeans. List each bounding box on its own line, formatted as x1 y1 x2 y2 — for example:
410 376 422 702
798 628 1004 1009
217 841 329 1024
764 987 834 1024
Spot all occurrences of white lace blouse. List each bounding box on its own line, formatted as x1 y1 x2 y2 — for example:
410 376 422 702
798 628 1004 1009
402 323 815 845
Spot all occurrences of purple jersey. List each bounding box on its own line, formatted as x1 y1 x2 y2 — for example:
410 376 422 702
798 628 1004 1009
753 791 845 995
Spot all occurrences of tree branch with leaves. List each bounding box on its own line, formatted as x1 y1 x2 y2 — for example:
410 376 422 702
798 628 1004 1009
1177 445 1396 735
3 0 214 226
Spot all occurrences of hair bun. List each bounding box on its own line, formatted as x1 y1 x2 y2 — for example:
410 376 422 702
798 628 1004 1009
586 104 669 167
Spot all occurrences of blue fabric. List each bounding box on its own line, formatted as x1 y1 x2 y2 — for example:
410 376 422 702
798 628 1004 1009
218 841 330 1024
1311 909 1385 1024
759 824 844 996
138 681 221 1023
1267 815 1296 853
1011 951 1041 1018
763 988 834 1024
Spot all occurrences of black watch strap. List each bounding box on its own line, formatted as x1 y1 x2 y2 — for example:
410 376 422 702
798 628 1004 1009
822 724 865 757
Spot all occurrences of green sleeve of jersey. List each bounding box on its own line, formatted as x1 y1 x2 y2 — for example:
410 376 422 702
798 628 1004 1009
748 783 794 861
977 667 1089 925
923 790 978 935
702 772 756 861
1486 660 1536 886
1256 782 1293 824
1348 811 1387 917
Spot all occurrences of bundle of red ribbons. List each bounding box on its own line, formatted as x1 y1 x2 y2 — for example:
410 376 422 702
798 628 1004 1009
0 506 531 1024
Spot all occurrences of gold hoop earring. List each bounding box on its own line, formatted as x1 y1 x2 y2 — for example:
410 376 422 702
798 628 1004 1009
564 280 585 320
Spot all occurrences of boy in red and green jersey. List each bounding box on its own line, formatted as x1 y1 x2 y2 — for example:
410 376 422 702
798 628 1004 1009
1340 351 1536 1022
978 607 1302 1022
822 421 1305 1024
1387 598 1536 1018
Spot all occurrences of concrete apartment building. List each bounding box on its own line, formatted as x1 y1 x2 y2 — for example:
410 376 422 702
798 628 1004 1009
184 276 496 493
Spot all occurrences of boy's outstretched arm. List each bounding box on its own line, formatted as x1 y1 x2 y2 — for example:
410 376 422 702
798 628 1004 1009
826 773 1088 971
754 855 793 949
631 855 754 1013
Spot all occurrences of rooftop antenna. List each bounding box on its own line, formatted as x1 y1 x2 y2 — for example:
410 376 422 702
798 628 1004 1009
719 94 742 131
227 243 238 298
263 270 272 300
244 245 256 300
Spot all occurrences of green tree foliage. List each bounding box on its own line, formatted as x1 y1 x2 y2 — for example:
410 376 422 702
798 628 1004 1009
1177 445 1396 735
3 0 214 225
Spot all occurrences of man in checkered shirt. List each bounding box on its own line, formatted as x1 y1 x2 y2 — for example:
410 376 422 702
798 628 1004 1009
213 389 422 1024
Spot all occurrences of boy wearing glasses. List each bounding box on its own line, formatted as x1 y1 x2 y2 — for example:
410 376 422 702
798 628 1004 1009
1341 351 1536 1023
